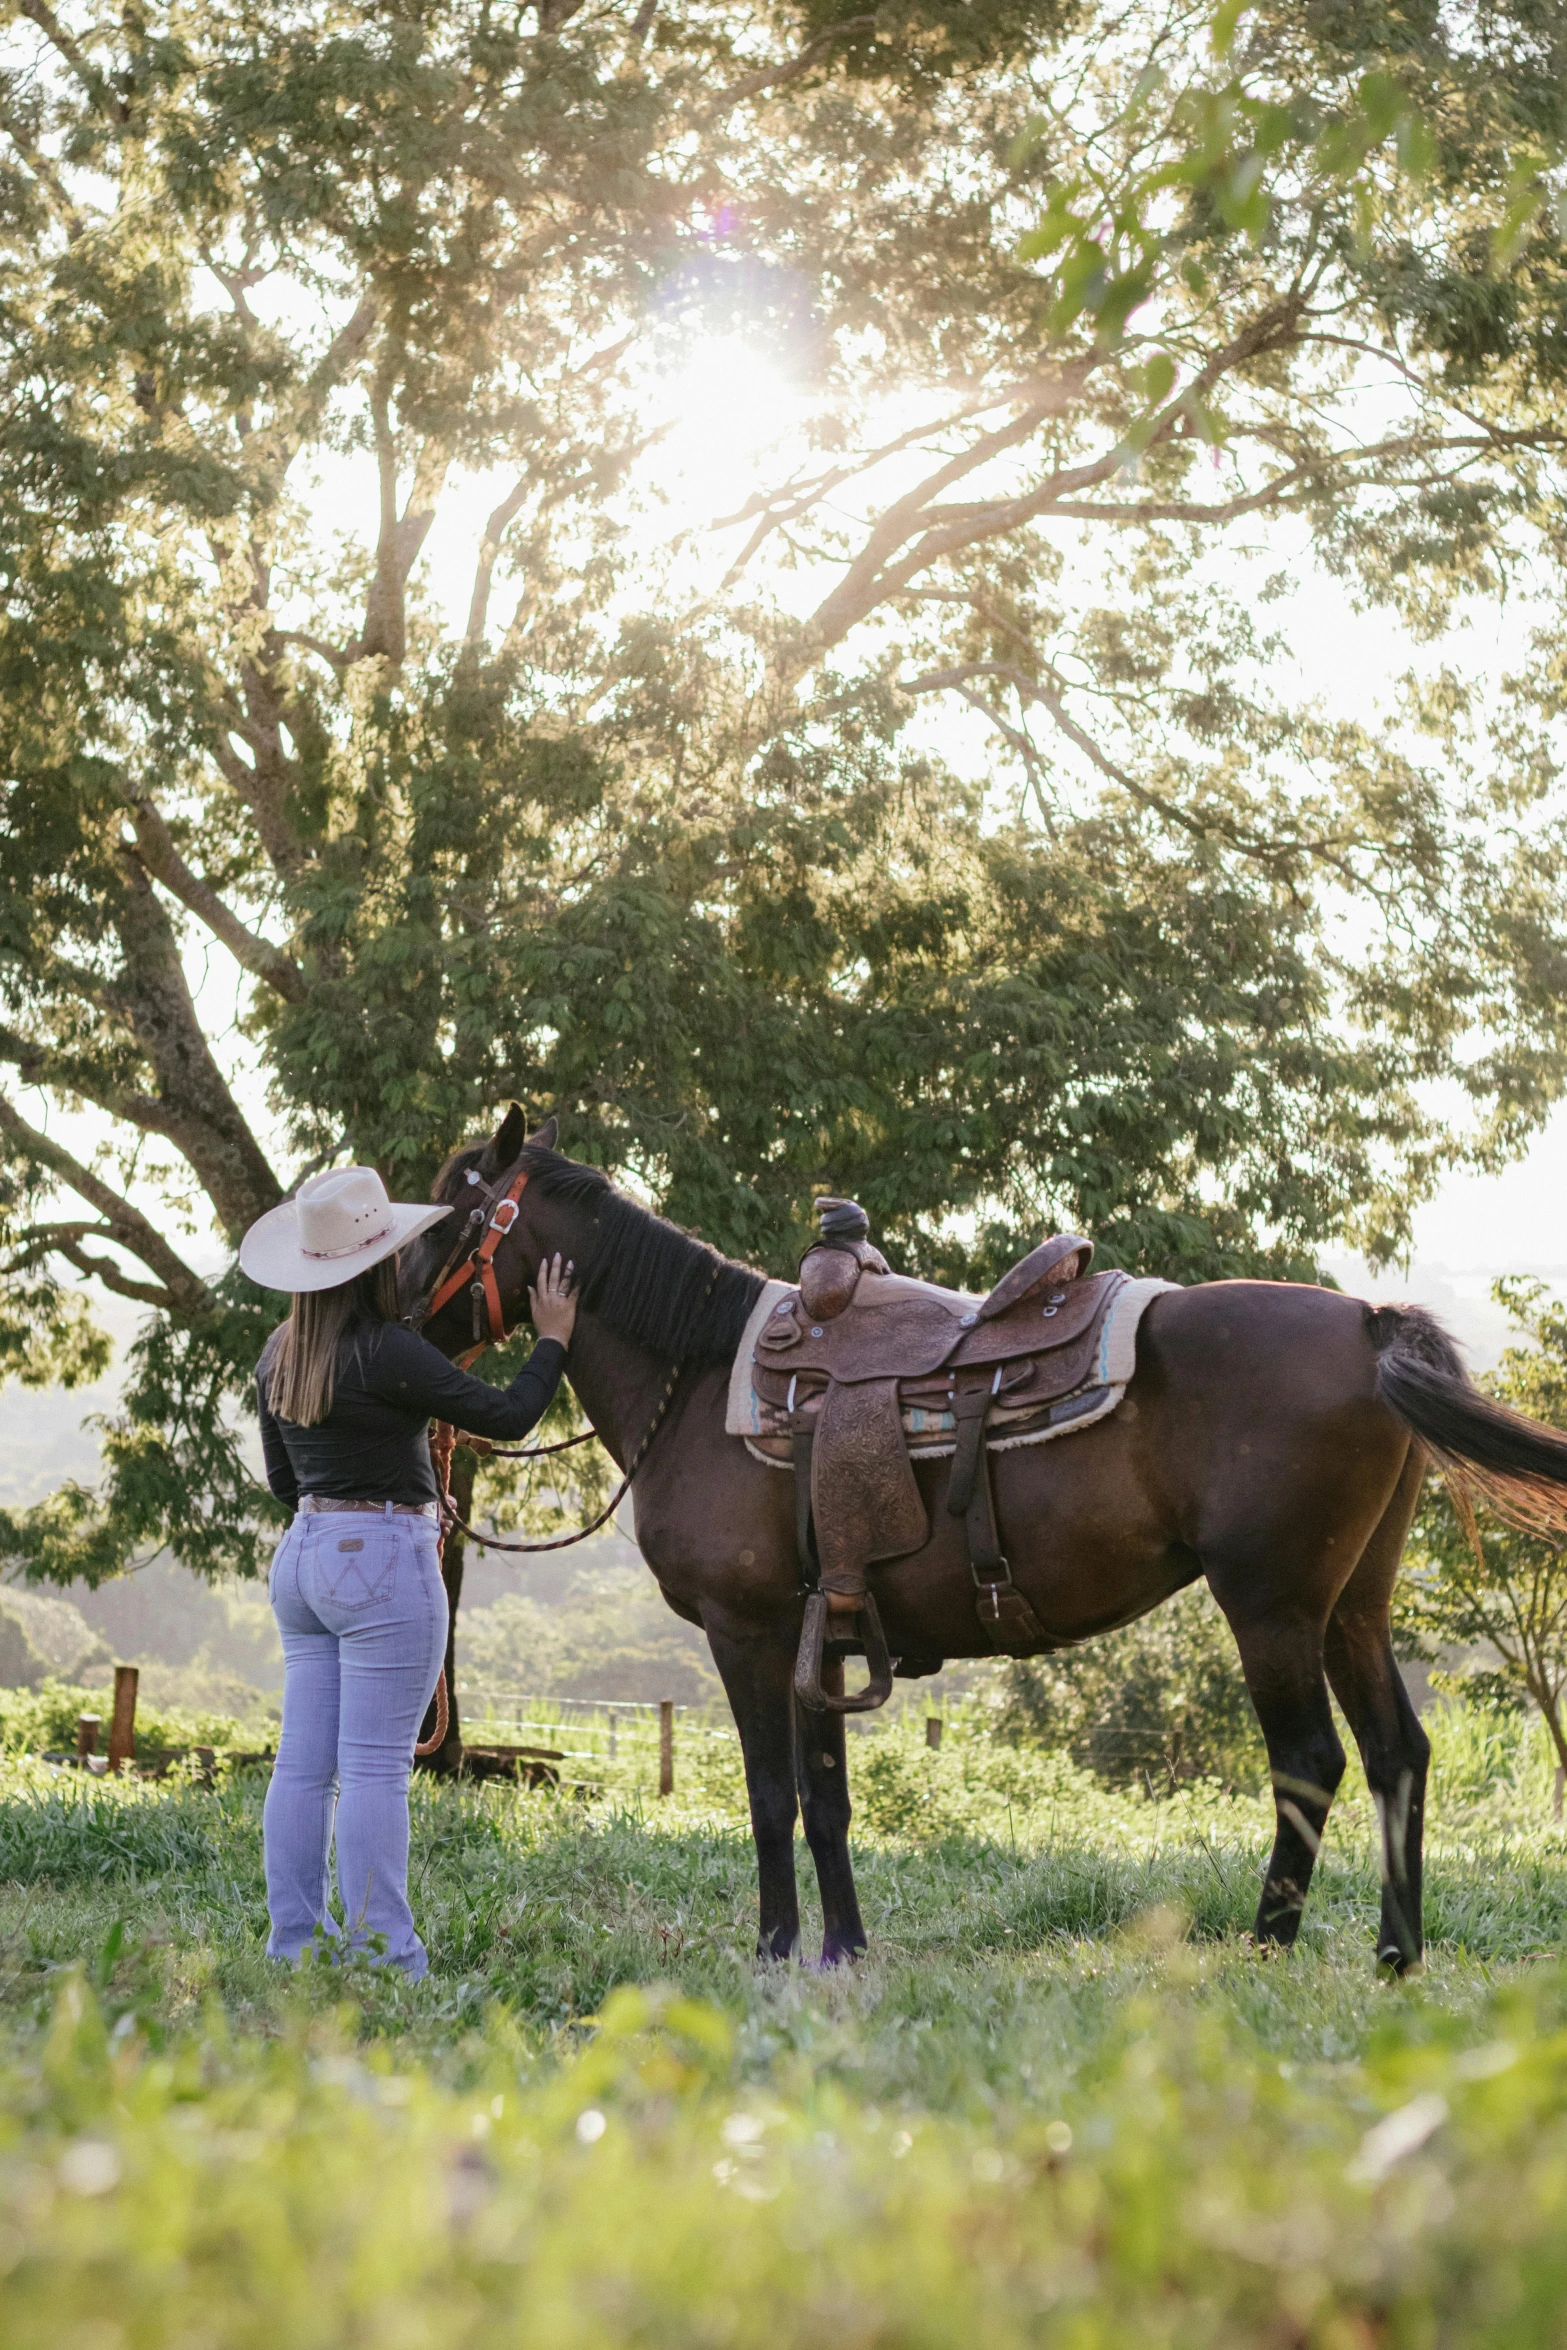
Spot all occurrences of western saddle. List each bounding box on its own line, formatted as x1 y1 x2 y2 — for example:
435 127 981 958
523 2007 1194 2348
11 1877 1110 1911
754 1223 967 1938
749 1199 1125 1714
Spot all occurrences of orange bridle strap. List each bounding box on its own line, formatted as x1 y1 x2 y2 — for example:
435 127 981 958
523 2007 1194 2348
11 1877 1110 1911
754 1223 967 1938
425 1165 530 1352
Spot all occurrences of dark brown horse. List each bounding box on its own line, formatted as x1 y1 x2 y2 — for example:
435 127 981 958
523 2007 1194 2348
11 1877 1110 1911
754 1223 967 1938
403 1108 1567 1973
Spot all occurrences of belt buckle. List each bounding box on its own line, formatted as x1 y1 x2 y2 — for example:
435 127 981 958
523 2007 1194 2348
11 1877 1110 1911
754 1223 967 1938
973 1556 1014 1606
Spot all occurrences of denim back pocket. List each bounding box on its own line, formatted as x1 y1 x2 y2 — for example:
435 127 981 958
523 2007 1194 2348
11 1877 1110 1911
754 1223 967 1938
321 1523 400 1608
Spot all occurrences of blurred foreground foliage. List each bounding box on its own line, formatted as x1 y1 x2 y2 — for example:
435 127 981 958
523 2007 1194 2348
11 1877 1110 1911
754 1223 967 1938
4 1936 1567 2346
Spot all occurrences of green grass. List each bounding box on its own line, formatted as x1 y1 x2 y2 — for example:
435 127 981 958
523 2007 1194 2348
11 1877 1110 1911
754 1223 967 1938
0 1700 1565 2343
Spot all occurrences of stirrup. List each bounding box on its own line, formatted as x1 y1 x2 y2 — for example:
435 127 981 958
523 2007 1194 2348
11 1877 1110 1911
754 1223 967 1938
793 1591 895 1715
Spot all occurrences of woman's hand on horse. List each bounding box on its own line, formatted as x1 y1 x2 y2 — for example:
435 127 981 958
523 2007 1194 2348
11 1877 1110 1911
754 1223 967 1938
530 1253 578 1346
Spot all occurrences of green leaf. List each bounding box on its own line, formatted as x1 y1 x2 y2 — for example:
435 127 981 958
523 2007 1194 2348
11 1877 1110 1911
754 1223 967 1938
1210 0 1250 61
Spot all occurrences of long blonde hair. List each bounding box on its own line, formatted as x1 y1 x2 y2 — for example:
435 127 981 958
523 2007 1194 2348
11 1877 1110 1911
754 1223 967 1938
265 1257 401 1426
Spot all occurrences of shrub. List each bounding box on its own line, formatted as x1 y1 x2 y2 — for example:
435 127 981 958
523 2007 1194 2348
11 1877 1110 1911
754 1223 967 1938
0 1679 254 1760
990 1586 1266 1791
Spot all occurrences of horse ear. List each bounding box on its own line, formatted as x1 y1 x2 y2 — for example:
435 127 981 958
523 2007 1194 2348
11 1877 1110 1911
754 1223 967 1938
479 1102 530 1174
527 1113 559 1151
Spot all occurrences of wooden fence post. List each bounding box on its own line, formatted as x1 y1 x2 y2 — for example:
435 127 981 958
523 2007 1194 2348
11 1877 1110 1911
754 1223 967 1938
107 1665 138 1775
658 1699 674 1798
75 1713 100 1762
926 1716 944 1750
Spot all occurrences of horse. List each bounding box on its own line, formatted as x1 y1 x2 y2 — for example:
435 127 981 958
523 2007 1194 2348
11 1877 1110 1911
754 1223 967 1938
401 1107 1567 1973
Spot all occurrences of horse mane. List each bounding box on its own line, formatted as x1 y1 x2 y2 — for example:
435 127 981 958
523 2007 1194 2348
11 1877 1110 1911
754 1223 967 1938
446 1142 767 1367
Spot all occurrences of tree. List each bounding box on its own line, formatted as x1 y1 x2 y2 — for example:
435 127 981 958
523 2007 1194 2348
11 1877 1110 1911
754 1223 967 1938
3 0 1567 1634
1398 1278 1567 1815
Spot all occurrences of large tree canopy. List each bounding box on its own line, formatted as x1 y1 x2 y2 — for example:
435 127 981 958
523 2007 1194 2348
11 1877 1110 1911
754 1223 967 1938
3 0 1567 1582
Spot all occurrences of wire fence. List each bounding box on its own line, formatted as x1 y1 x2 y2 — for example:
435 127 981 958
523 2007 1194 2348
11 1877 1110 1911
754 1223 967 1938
454 1688 981 1794
454 1688 1254 1801
457 1691 740 1793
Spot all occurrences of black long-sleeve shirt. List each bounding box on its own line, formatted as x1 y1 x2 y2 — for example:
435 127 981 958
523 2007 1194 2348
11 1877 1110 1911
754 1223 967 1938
257 1320 567 1509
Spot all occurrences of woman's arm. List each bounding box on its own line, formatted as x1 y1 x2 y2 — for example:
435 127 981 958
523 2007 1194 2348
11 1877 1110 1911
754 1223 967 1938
256 1366 300 1506
364 1323 569 1439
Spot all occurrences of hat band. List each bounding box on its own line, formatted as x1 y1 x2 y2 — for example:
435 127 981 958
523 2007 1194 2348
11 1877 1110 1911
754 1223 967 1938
301 1220 396 1261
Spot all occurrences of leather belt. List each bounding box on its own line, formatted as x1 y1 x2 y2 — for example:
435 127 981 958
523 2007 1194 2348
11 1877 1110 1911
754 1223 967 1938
298 1494 440 1521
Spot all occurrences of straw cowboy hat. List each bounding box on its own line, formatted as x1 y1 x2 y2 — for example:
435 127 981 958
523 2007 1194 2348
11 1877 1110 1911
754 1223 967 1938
239 1166 450 1295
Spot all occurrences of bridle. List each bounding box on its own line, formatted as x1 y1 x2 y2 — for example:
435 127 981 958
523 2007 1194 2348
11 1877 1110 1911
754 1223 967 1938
408 1143 601 1469
409 1154 533 1358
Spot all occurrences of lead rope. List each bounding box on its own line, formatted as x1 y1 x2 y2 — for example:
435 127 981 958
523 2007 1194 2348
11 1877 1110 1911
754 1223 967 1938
415 1421 458 1757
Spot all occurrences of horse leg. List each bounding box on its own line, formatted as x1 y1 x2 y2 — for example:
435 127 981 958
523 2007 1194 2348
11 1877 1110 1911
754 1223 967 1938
704 1616 802 1961
1323 1450 1431 1972
1211 1589 1346 1951
794 1658 867 1965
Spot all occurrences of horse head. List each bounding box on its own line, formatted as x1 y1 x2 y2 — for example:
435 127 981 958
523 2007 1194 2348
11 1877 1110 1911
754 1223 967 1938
399 1104 571 1354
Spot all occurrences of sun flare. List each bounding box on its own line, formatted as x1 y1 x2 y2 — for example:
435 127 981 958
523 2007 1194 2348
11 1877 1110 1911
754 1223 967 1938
654 333 803 520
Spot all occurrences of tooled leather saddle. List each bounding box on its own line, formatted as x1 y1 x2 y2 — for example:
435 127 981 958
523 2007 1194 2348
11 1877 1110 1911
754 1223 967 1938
751 1200 1125 1696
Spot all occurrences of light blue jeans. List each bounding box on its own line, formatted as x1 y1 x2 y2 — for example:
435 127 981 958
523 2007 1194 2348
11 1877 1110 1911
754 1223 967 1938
264 1506 448 1977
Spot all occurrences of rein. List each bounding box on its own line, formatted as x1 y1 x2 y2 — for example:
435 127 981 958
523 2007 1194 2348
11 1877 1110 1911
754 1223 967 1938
429 1351 691 1555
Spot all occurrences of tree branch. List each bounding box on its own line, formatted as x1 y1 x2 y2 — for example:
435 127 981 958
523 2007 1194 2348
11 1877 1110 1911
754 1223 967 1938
208 722 302 880
10 1223 180 1310
710 16 878 110
0 102 86 237
272 628 353 674
797 378 1091 666
123 795 307 1003
17 0 115 114
0 1094 210 1318
246 290 378 489
796 301 1308 669
106 856 284 1236
901 657 1377 897
356 393 452 667
464 476 534 650
714 372 1095 588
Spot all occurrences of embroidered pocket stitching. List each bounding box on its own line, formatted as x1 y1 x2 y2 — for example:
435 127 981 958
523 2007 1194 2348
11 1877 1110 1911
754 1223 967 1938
325 1540 398 1606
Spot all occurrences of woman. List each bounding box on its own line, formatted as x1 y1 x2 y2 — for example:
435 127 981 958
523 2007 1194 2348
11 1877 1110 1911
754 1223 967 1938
241 1162 576 1979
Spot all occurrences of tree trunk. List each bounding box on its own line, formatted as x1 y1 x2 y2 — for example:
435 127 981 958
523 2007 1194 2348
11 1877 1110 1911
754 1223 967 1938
416 1450 474 1776
1534 1692 1567 1821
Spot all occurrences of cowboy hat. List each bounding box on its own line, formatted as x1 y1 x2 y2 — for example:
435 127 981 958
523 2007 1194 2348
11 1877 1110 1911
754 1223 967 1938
239 1166 450 1295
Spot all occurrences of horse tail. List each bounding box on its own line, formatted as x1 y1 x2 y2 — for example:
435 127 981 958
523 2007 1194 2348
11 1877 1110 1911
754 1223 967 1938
1368 1302 1567 1542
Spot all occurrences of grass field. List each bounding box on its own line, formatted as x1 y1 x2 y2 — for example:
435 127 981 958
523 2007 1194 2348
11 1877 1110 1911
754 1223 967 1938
1 1695 1566 2345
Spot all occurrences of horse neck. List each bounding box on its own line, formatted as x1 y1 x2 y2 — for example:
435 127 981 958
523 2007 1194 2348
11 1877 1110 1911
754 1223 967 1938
558 1305 672 1472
